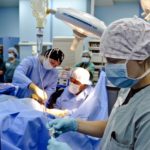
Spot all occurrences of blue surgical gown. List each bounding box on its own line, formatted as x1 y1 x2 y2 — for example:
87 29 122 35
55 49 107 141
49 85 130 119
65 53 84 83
12 56 58 100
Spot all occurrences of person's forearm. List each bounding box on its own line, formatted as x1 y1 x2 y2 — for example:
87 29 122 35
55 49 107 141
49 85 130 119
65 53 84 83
77 120 107 138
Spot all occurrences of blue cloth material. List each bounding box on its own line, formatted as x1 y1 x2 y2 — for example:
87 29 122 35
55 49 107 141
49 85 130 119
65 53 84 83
47 138 72 150
57 70 108 150
0 95 55 150
12 56 58 99
0 83 16 95
55 86 94 115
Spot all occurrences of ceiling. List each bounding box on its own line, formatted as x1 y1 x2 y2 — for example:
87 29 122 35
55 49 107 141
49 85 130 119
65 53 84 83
0 0 139 8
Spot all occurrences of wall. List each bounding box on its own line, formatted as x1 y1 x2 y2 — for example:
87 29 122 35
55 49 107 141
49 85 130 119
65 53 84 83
53 36 83 67
95 2 139 25
19 0 87 59
0 7 19 37
19 0 88 43
19 0 51 42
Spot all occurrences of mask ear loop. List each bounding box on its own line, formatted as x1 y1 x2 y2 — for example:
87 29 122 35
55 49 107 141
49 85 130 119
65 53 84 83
47 49 53 60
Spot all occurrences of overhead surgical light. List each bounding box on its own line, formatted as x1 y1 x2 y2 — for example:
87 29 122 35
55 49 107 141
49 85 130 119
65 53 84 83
54 8 107 50
31 0 106 52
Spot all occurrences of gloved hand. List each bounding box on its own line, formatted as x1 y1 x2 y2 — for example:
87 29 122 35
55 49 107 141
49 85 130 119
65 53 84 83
31 93 45 104
47 118 78 137
47 109 69 117
47 138 72 150
29 83 48 103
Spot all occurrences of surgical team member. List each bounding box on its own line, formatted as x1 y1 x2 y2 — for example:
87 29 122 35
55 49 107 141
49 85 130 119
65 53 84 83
5 47 20 82
12 48 64 104
47 67 93 117
74 50 95 81
0 57 5 83
47 17 150 150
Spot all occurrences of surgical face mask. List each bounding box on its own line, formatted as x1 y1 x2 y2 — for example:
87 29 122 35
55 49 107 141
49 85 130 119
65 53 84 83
8 53 15 59
68 82 80 95
43 59 53 70
82 57 90 63
105 63 139 88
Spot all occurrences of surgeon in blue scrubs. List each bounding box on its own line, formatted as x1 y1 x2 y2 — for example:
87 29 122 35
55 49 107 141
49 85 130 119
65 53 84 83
12 48 64 104
47 17 150 150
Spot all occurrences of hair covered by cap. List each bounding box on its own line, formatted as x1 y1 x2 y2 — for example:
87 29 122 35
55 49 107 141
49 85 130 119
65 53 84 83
71 67 91 85
44 48 64 63
100 17 150 60
82 50 92 58
8 47 18 57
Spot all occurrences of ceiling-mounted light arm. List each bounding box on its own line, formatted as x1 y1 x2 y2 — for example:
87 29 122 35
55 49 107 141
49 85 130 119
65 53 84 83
31 4 106 51
140 0 150 21
70 30 86 51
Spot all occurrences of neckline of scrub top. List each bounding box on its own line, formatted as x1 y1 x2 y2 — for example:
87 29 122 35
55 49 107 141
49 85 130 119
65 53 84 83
117 85 150 110
122 84 150 105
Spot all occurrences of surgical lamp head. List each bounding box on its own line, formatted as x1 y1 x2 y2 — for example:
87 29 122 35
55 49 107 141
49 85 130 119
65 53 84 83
52 8 107 51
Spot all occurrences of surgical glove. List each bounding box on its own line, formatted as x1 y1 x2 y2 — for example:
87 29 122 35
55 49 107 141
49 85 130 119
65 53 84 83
47 109 69 117
47 118 78 137
31 93 45 104
47 138 72 150
29 83 47 103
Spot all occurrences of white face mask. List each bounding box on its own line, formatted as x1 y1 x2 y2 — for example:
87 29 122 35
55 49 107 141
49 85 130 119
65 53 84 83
43 59 53 70
68 82 80 95
8 53 15 59
82 57 90 63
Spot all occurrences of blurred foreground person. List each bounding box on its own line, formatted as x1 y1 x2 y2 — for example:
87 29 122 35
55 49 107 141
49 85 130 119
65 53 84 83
48 17 150 150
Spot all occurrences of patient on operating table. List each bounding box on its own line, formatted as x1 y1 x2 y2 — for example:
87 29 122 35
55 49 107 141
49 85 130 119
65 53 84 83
0 67 93 118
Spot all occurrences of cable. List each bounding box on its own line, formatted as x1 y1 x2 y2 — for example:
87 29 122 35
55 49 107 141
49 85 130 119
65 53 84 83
38 55 49 123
